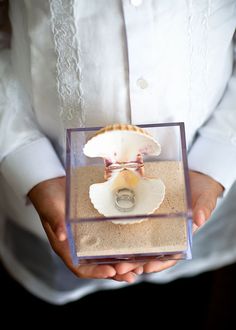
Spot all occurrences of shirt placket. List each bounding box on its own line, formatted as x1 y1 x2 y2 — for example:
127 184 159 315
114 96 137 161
122 0 157 124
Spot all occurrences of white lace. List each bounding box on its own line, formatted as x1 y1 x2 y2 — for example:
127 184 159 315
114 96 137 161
49 0 84 127
187 0 211 128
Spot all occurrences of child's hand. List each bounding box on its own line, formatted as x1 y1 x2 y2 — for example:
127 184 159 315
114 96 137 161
189 170 224 227
28 177 143 282
28 171 223 280
140 170 224 274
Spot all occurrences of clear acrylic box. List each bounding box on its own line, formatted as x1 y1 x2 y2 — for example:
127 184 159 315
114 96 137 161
66 123 192 265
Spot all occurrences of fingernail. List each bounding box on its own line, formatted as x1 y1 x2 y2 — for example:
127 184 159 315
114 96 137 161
135 267 143 275
57 229 67 241
192 223 199 233
128 273 137 283
197 210 205 226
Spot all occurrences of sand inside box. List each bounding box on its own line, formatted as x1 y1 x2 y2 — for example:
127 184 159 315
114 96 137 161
69 161 188 257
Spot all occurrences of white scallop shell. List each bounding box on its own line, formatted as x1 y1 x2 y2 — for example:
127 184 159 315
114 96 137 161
84 125 165 224
89 170 165 225
83 128 161 163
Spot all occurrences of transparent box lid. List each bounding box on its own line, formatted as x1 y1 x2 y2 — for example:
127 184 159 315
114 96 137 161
66 123 192 265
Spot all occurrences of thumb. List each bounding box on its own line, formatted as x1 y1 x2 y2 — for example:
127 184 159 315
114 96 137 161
193 194 216 227
41 203 67 242
28 177 67 242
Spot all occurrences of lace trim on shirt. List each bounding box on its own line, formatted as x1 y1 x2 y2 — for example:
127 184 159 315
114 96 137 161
187 0 211 129
49 0 84 127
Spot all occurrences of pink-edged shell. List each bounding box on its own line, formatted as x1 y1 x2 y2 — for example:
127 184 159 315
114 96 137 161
83 124 161 163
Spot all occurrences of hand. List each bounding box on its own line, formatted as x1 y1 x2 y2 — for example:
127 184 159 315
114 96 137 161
141 170 224 274
28 171 224 281
189 170 224 228
28 177 143 282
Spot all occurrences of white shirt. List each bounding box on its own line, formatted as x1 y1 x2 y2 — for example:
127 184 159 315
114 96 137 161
0 0 236 304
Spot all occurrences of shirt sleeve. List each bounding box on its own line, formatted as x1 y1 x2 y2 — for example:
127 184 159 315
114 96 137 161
188 33 236 195
0 50 65 199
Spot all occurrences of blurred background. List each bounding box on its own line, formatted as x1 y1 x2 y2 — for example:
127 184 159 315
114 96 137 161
0 0 236 327
0 0 10 49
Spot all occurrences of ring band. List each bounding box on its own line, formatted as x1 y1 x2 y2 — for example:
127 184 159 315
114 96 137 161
115 188 135 212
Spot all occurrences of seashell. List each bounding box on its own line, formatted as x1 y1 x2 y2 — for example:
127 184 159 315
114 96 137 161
83 124 165 224
89 169 165 224
83 124 161 164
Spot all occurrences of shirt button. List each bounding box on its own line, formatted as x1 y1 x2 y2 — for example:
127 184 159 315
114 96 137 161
136 78 148 89
130 0 143 7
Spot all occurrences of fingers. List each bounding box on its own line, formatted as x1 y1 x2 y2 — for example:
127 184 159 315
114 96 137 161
192 223 199 233
115 262 144 275
43 214 67 242
31 177 177 280
189 170 223 228
111 258 178 281
29 177 67 241
42 190 67 242
133 266 144 275
43 221 145 281
78 264 116 279
111 263 144 283
193 193 216 227
193 210 206 227
113 259 178 281
143 260 177 273
43 221 118 279
113 272 138 283
113 260 177 281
